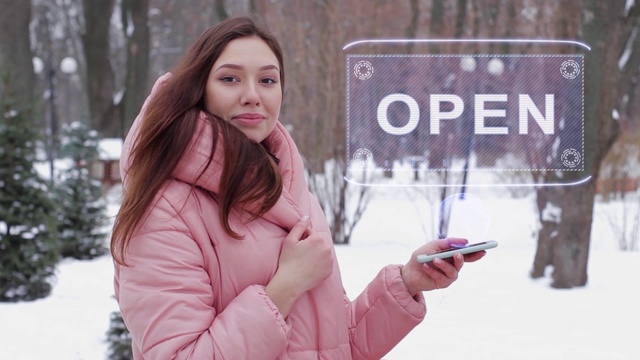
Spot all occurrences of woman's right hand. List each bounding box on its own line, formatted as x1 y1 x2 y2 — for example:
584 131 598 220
265 216 334 317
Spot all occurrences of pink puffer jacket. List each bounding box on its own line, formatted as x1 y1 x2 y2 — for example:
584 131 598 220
114 74 426 359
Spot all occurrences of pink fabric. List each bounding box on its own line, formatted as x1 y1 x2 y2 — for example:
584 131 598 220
114 74 426 359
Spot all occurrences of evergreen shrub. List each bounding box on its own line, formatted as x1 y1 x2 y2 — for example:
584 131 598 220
0 78 60 302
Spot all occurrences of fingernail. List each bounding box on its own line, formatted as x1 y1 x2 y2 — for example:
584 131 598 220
300 215 309 222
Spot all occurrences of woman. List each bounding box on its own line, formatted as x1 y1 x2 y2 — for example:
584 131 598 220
111 16 485 360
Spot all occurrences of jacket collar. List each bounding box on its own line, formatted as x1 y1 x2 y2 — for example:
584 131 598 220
172 114 307 232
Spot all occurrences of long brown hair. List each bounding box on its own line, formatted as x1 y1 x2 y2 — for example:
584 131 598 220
111 16 285 265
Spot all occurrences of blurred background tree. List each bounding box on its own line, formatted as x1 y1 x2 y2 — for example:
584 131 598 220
0 77 60 302
54 121 109 260
0 0 637 294
106 310 133 360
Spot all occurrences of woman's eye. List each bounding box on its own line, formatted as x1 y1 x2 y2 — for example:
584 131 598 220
261 77 277 85
220 76 238 83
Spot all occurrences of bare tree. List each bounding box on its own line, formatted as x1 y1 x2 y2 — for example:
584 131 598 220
531 0 640 288
305 150 372 245
0 0 35 115
121 0 151 137
81 0 118 136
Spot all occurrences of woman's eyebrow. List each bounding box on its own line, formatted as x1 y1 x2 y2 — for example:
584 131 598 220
259 64 279 71
215 63 279 72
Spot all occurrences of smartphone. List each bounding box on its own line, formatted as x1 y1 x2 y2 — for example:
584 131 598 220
416 240 498 263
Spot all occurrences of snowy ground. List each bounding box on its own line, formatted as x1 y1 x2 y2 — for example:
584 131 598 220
0 183 638 360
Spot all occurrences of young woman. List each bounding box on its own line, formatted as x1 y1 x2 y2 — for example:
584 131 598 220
111 16 485 360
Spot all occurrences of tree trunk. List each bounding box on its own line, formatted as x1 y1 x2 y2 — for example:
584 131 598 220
533 0 640 288
214 0 228 20
121 0 150 138
551 182 596 287
0 0 35 115
531 181 560 278
81 0 117 136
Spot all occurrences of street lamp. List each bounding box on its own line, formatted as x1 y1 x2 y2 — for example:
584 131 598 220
438 57 478 239
60 57 77 74
458 57 504 198
59 57 78 123
439 57 503 238
487 57 505 76
458 56 477 199
32 55 78 181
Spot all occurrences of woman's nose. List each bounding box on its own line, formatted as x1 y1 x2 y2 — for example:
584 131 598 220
241 84 260 106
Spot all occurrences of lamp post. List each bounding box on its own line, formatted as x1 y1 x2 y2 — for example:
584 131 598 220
458 56 477 199
459 57 504 198
59 57 78 123
32 55 78 181
439 57 504 239
47 66 58 181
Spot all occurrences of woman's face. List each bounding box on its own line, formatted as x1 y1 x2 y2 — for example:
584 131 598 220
205 36 282 143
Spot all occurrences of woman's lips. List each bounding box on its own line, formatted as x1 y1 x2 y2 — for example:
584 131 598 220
232 113 265 126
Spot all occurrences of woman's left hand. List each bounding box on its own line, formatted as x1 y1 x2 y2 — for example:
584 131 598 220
401 238 486 296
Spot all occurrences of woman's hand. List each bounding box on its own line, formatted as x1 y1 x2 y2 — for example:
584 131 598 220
401 238 486 297
266 216 334 317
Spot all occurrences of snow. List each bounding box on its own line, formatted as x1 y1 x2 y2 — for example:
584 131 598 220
113 89 124 106
520 6 538 21
98 138 123 160
618 27 638 70
613 108 620 120
1 184 638 360
32 57 45 75
33 159 75 180
625 0 636 17
541 201 562 223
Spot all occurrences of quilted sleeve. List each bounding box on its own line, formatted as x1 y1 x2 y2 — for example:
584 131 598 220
346 264 426 360
115 195 291 359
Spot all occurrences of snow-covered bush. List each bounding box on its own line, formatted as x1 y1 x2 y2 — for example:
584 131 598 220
105 311 133 360
0 81 60 302
54 122 108 260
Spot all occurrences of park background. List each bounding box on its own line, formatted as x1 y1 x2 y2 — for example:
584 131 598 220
1 0 639 359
